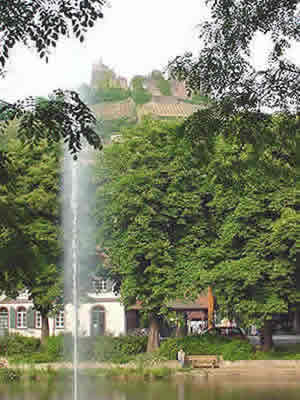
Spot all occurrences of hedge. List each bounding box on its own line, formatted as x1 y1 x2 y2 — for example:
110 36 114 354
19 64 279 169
0 334 40 357
159 336 254 361
0 334 147 364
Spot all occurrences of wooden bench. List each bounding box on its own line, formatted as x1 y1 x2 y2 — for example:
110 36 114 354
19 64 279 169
185 355 219 368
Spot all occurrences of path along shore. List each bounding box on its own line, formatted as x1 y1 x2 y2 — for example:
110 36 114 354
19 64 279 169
8 360 300 379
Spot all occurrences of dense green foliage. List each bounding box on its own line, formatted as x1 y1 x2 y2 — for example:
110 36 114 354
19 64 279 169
92 335 147 363
94 111 298 338
253 345 300 360
131 88 152 105
0 368 21 383
0 334 40 357
180 110 298 327
150 71 172 96
159 336 253 361
2 334 300 365
169 0 299 111
0 125 62 327
100 118 137 143
0 334 63 363
94 118 207 320
79 83 131 105
183 94 212 105
2 334 147 364
130 76 152 105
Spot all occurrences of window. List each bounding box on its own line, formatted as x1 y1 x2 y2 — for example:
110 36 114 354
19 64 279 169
55 311 64 329
0 308 8 331
18 291 29 300
93 279 107 293
35 311 42 329
17 307 27 329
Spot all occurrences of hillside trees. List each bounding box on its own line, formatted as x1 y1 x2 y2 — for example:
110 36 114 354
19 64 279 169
130 76 152 105
93 118 215 351
169 0 300 111
0 125 62 340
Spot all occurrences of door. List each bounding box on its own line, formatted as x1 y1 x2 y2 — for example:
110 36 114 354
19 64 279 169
0 308 8 336
91 306 105 336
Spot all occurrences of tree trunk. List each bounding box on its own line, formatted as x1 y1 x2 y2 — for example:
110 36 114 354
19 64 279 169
175 322 184 337
41 314 49 344
262 319 273 352
175 313 187 337
294 311 300 334
147 316 160 352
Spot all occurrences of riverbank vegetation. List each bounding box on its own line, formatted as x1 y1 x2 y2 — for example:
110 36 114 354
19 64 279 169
2 334 300 367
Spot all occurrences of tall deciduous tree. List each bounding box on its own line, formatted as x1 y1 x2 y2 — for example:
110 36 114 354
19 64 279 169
180 111 298 351
94 111 298 351
93 118 213 351
0 125 62 340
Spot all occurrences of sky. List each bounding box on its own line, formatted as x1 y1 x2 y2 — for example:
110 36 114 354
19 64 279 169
0 0 299 102
0 0 208 102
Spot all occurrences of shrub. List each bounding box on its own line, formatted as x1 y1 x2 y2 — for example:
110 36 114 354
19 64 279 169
41 335 64 361
0 368 21 383
131 89 152 105
0 334 40 357
159 336 253 361
93 335 147 363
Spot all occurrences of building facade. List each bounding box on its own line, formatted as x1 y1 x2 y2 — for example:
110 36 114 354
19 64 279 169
0 278 127 338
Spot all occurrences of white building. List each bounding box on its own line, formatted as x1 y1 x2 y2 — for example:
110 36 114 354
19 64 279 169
0 277 128 338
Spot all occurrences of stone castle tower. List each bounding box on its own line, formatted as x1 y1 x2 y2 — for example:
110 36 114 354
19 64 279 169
91 59 128 90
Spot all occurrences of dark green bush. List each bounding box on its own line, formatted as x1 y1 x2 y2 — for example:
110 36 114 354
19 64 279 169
41 335 64 361
93 335 147 362
0 368 21 383
131 89 152 105
159 336 253 361
0 334 40 357
63 335 147 363
2 333 147 364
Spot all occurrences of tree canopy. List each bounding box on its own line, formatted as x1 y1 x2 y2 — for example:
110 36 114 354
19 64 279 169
0 124 62 338
93 117 213 349
94 111 298 350
169 0 300 111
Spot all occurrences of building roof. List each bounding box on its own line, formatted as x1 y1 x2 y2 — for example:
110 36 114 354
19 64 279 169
129 294 208 311
91 98 136 120
167 294 209 311
0 297 32 305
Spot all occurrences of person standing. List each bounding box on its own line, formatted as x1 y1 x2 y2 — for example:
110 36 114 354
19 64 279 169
177 349 185 367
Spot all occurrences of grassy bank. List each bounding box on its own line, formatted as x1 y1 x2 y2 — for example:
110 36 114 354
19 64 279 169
1 334 300 369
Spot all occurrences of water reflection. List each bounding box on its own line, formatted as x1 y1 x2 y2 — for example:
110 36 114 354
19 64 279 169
1 376 300 400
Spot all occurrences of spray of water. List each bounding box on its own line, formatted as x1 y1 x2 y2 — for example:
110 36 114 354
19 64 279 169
63 149 80 400
71 160 79 400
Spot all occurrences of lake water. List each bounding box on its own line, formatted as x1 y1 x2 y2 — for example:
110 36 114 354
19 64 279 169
1 376 300 400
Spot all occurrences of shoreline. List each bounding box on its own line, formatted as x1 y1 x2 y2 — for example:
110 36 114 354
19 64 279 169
7 360 300 378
